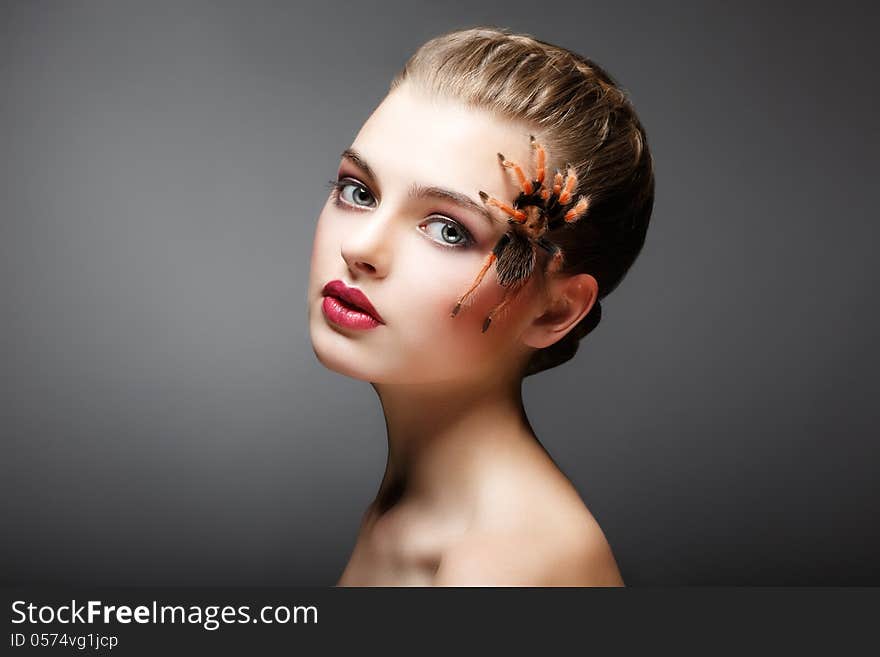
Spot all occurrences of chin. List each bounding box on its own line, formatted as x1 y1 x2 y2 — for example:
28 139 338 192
309 320 384 382
314 351 370 381
310 334 438 386
312 344 372 381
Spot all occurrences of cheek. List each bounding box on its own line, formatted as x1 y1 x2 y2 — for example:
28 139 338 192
398 245 497 325
390 247 516 369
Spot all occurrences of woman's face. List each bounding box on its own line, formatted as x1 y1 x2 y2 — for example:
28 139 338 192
308 84 547 385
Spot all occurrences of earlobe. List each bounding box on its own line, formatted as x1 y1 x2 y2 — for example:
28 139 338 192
521 273 598 349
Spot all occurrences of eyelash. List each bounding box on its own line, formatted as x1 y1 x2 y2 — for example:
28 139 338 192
325 177 476 250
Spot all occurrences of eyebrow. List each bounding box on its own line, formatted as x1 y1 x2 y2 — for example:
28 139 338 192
340 148 501 229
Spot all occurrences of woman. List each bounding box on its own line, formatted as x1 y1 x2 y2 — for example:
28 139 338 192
308 26 654 586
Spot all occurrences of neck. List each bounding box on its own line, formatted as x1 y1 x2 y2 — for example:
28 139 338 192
369 372 538 518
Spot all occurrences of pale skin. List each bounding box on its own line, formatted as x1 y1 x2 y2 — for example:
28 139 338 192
307 83 624 586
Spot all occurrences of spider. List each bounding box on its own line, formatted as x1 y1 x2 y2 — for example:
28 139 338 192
450 134 592 332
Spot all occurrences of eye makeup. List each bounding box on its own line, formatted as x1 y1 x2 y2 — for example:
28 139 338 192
325 176 478 250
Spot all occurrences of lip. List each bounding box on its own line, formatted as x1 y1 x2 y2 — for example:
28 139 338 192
321 279 385 327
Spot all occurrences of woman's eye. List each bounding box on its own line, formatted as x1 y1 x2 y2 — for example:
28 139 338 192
334 180 377 208
421 217 474 248
328 178 473 249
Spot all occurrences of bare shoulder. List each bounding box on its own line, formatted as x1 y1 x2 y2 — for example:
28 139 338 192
434 446 625 587
434 523 624 586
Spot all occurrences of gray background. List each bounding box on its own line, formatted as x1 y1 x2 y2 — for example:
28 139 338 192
2 0 877 585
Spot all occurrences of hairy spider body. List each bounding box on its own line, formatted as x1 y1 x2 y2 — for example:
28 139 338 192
450 135 592 332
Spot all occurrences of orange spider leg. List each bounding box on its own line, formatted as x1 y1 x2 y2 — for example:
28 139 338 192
478 191 527 222
563 194 592 223
530 135 546 185
498 152 533 195
451 250 498 318
552 171 564 196
482 278 529 333
558 165 578 204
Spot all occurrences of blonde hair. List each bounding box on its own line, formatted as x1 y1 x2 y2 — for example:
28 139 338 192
389 26 655 376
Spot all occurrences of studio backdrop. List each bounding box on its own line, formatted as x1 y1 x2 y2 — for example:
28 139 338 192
2 0 877 585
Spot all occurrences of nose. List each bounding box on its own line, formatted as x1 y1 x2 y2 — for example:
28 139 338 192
340 210 394 279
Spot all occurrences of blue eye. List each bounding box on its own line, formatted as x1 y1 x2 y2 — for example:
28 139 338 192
331 179 377 208
420 217 474 249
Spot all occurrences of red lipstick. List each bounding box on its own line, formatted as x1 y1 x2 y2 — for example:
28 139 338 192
321 279 385 330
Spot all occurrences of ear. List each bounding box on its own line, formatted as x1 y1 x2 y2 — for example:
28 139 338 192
521 273 599 350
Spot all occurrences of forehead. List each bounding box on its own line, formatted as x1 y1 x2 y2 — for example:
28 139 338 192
349 85 533 199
